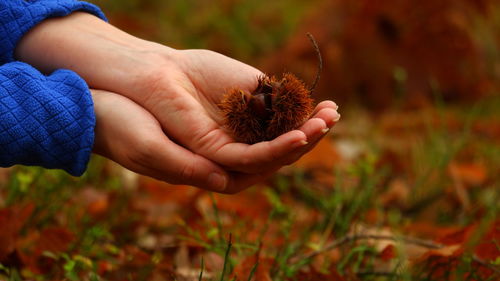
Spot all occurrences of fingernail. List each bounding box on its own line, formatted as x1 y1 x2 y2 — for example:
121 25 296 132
333 113 341 122
321 128 330 134
335 104 339 110
208 172 227 192
293 139 308 148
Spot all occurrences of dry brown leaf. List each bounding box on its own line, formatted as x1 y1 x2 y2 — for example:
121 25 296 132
138 177 201 204
0 203 35 261
379 244 396 261
77 187 109 217
448 161 488 187
380 178 411 208
474 220 500 261
295 137 341 169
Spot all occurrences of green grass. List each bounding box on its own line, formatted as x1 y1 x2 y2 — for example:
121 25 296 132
1 96 499 280
89 0 316 61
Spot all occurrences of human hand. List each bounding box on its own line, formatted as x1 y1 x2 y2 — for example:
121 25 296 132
91 89 281 193
16 12 340 181
137 49 340 174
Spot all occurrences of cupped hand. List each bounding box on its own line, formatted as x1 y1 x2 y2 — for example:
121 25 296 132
91 89 276 193
15 12 340 181
134 49 340 173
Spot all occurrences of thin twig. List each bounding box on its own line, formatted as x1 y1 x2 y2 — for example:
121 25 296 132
306 32 322 93
291 234 443 264
473 255 500 275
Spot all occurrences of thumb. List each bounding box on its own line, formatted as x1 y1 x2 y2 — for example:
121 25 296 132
143 137 228 192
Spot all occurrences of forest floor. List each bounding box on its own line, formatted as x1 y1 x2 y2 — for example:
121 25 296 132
1 95 499 281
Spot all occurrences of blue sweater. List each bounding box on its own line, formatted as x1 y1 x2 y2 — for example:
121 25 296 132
0 0 106 176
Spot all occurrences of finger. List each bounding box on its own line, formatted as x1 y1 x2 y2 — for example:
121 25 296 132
91 89 230 192
132 136 230 192
208 109 338 173
271 117 328 165
311 103 341 128
211 129 308 173
300 117 329 143
276 110 340 166
312 100 338 115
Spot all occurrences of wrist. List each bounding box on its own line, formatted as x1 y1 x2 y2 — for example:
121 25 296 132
15 12 180 102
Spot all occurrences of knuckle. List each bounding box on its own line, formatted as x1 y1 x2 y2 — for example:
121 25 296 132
178 159 196 183
239 154 253 167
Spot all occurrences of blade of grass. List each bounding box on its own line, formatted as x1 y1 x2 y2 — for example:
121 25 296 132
220 233 233 281
210 192 224 242
246 242 262 281
199 256 204 281
247 261 259 281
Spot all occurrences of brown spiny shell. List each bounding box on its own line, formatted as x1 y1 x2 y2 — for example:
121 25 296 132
219 73 314 144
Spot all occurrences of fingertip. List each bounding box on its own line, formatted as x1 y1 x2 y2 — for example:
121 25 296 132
319 100 338 109
207 171 229 192
311 108 340 128
333 113 341 123
313 100 338 115
301 117 327 133
271 129 307 147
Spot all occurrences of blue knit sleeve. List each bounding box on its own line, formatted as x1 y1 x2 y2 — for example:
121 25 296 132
0 0 107 64
0 62 95 176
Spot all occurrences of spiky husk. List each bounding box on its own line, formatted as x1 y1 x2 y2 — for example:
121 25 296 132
219 74 314 144
219 89 266 144
265 73 314 140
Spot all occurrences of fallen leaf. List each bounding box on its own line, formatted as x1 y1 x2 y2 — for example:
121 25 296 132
36 227 75 254
295 137 341 169
0 203 35 261
474 220 500 261
448 162 488 187
380 178 410 208
437 224 475 245
380 244 396 261
77 187 109 217
138 177 201 204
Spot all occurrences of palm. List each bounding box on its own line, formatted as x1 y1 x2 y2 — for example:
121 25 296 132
176 49 262 125
14 12 340 192
141 50 261 149
145 49 335 174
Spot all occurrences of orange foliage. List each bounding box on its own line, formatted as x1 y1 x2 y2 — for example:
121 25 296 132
265 0 498 109
0 203 34 261
379 244 396 261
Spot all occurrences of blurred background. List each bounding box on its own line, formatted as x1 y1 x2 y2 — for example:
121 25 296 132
92 0 500 109
0 0 499 280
